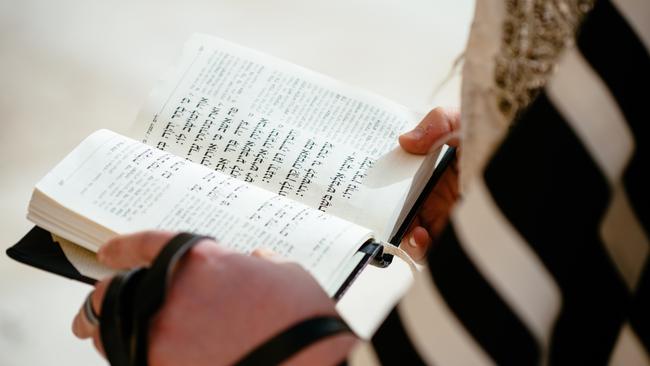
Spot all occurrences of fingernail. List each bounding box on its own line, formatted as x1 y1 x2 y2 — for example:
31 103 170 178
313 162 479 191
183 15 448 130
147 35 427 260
402 128 424 141
408 235 418 248
252 248 276 258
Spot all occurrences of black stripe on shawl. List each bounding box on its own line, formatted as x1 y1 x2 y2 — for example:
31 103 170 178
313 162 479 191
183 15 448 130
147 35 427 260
428 225 540 365
578 0 650 233
371 308 427 365
484 92 630 364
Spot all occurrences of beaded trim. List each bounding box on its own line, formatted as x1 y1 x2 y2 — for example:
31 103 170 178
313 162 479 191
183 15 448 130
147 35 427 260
495 0 595 118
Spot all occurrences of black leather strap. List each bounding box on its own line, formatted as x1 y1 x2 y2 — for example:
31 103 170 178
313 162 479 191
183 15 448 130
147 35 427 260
100 233 210 366
100 268 147 366
131 233 212 366
235 315 352 366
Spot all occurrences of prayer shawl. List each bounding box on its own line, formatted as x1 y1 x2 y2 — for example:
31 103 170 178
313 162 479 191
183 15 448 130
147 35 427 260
351 0 649 364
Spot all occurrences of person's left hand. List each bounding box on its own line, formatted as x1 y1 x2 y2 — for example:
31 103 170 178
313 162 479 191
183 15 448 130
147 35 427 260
72 231 356 366
398 107 461 261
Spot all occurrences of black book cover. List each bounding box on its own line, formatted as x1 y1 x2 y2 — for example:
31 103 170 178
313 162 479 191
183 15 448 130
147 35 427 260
6 226 96 285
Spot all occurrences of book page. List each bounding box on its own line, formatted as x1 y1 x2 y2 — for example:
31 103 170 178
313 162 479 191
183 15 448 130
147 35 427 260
131 34 429 239
53 234 117 280
31 130 372 293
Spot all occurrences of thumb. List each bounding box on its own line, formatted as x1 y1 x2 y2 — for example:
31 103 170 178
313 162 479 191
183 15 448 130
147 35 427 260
399 107 460 154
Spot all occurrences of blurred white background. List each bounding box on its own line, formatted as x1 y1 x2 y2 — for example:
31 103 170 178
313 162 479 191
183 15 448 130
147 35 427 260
0 0 473 364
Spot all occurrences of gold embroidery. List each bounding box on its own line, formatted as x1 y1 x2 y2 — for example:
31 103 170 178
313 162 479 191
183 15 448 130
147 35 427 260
495 0 595 118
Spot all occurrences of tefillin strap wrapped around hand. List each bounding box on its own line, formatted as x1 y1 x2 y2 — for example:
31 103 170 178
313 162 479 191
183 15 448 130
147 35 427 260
100 232 352 366
100 233 210 366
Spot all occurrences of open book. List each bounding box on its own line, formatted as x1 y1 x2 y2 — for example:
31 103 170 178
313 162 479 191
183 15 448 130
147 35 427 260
8 34 449 298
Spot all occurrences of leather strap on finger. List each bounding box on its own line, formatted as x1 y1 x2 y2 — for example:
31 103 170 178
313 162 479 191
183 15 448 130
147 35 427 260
99 233 210 366
131 233 212 366
100 268 147 366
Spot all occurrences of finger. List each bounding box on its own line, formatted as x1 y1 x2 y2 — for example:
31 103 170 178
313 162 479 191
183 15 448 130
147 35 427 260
92 333 105 357
419 195 455 240
436 166 459 204
400 226 432 261
402 215 422 239
418 168 459 231
97 231 176 269
419 193 454 240
399 107 460 155
72 278 110 339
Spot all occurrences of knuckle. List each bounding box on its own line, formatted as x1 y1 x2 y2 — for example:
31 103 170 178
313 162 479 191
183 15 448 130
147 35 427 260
185 240 216 265
107 235 128 257
429 107 447 122
138 231 158 248
138 231 166 259
432 106 446 115
102 237 119 257
418 107 449 136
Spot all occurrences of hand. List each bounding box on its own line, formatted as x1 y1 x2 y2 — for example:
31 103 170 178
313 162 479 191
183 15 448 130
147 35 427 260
398 107 461 261
72 231 356 365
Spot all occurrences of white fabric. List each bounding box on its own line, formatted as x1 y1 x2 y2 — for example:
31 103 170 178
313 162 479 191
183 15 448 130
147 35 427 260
600 183 650 290
453 180 561 351
547 47 649 291
547 48 634 184
613 0 650 51
608 324 650 366
398 264 494 366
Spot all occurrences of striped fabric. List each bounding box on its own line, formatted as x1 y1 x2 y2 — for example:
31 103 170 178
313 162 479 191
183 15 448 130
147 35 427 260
362 0 649 364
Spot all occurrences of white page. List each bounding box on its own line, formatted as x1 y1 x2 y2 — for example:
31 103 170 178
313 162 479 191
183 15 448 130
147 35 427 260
31 130 372 292
54 234 117 280
131 34 428 239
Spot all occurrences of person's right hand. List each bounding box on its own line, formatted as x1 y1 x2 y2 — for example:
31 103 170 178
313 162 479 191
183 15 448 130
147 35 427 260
398 107 461 261
72 231 356 366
